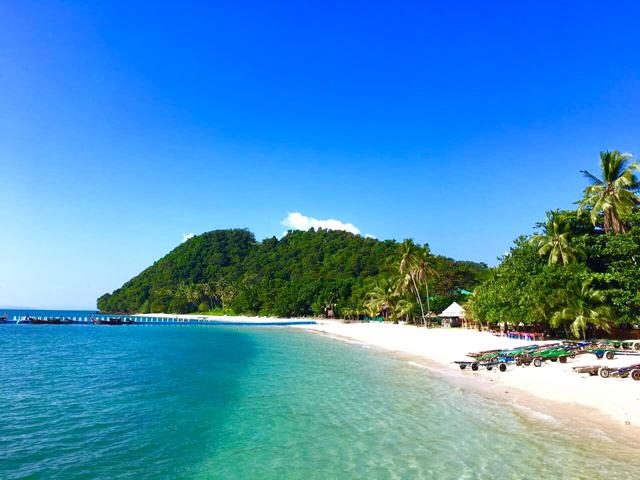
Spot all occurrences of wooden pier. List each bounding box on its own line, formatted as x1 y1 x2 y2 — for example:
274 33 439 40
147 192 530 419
6 314 316 327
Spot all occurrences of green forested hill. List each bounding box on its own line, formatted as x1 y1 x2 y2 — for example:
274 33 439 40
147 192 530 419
97 228 487 317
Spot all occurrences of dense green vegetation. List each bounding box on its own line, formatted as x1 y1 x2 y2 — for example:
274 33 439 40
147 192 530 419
468 151 640 338
98 229 487 318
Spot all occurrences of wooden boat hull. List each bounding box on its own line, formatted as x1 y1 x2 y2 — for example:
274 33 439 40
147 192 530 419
24 316 75 325
91 317 130 326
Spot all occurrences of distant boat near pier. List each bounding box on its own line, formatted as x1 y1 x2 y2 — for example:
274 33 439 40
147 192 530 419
23 315 74 325
91 316 134 326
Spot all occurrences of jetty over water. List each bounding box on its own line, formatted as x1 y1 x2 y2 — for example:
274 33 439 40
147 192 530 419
7 313 316 327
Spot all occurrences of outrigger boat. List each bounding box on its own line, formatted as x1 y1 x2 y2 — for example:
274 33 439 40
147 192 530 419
26 315 49 324
91 316 134 325
24 315 74 325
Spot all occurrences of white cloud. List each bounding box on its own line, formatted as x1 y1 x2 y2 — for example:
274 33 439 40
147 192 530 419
182 233 196 243
281 212 361 235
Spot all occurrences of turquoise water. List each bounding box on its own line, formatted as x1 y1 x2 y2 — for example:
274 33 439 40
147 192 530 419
1 324 638 479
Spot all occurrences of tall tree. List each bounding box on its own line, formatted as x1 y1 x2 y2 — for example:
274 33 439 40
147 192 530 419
397 240 427 325
551 279 614 340
365 278 397 321
531 210 583 265
579 150 639 234
395 298 417 323
412 248 436 324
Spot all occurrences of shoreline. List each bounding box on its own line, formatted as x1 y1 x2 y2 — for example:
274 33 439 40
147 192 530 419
296 321 640 438
91 312 640 437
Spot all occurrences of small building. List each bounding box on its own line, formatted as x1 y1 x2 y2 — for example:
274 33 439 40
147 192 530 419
439 302 465 328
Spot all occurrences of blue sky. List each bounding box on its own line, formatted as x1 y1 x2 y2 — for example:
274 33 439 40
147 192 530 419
1 1 639 309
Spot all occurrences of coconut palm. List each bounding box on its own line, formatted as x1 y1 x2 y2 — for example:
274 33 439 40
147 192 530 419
397 240 427 325
365 277 397 321
199 283 220 310
579 150 639 234
340 306 355 320
551 279 614 340
364 303 379 320
411 248 437 323
395 298 417 323
353 303 367 320
531 210 583 265
185 283 204 306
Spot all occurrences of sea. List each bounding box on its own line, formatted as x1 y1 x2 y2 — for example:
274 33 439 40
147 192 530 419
1 309 639 479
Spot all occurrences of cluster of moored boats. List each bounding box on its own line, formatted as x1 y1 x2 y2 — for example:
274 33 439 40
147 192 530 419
22 316 74 324
455 339 640 381
13 315 135 326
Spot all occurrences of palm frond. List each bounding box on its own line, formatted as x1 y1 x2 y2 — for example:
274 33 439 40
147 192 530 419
581 170 603 186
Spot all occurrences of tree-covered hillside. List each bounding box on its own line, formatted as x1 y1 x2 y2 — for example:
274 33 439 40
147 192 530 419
97 229 487 317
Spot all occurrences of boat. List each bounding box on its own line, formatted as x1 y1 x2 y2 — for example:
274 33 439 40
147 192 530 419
26 315 49 324
0 313 8 323
23 315 75 325
91 316 133 325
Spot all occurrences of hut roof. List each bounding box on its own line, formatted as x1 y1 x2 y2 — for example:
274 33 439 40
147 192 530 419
439 302 465 318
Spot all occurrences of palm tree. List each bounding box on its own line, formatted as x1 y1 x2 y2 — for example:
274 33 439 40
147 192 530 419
531 210 583 265
185 284 204 306
199 283 220 310
411 248 437 324
551 279 614 340
365 278 397 322
397 240 427 325
340 306 355 320
579 150 639 234
352 303 366 321
396 298 417 323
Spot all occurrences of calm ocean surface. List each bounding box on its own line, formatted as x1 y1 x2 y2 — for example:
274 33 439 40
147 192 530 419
1 317 639 479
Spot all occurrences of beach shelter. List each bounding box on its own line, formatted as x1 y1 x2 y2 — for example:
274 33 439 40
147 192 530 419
439 302 465 328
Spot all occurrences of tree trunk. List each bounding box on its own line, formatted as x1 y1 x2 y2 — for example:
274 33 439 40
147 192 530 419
410 274 426 326
425 280 431 327
611 210 625 234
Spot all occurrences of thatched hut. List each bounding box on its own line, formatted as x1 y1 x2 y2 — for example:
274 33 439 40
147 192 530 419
439 302 465 328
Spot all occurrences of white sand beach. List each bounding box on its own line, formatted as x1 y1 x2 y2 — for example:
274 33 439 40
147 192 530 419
297 320 640 430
